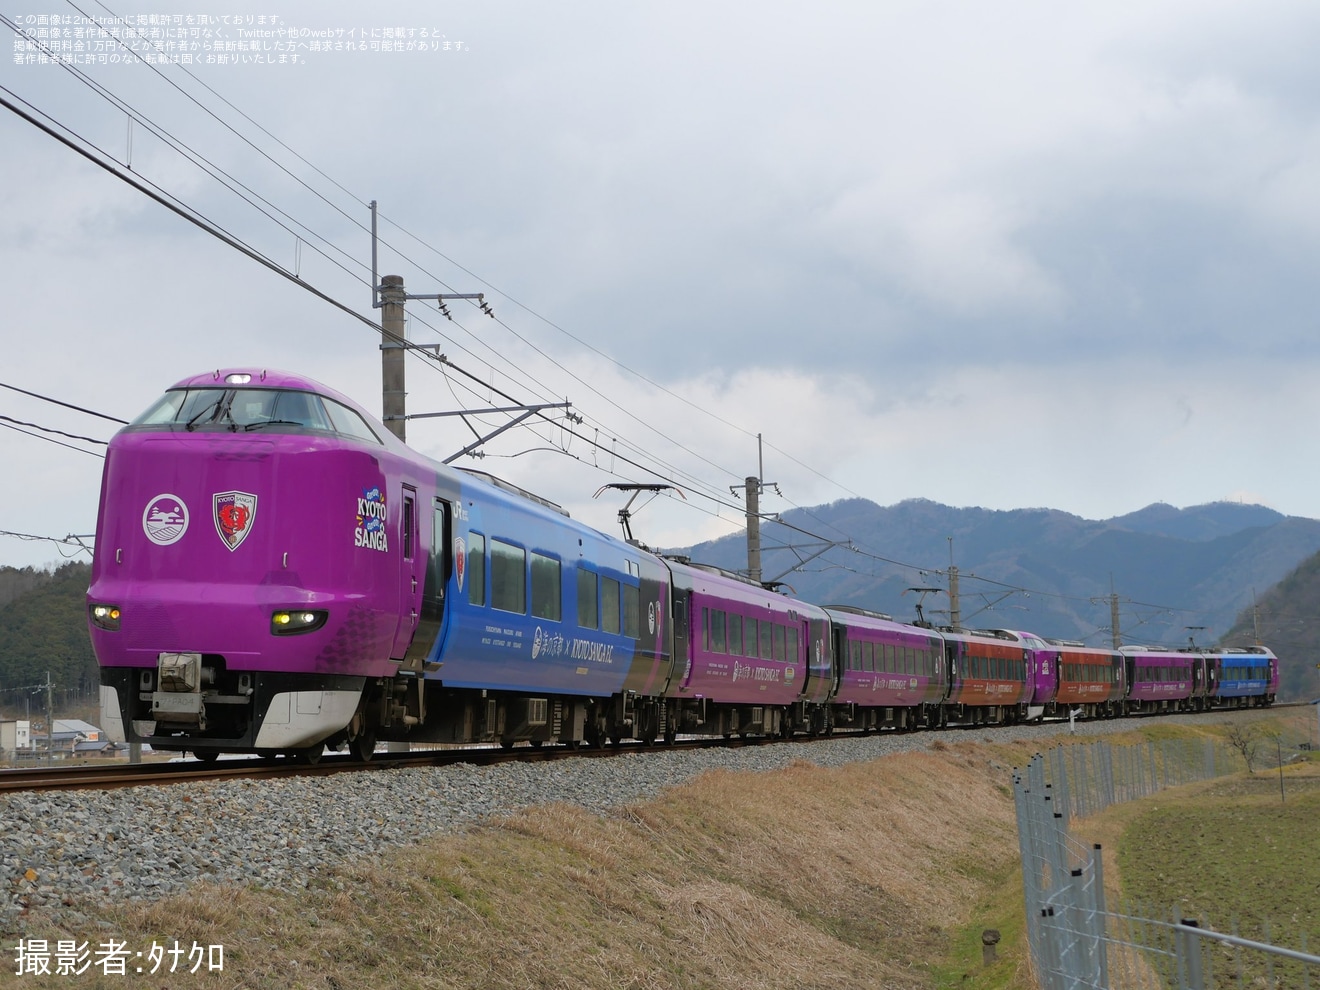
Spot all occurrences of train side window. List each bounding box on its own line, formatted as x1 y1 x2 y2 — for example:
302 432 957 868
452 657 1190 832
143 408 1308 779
602 577 621 634
490 538 526 614
402 493 415 561
773 624 786 662
728 614 743 655
745 618 759 658
849 641 860 671
531 552 561 621
623 584 640 638
577 568 598 628
711 610 727 653
468 533 486 607
322 397 383 444
787 627 799 664
862 642 873 673
760 621 773 660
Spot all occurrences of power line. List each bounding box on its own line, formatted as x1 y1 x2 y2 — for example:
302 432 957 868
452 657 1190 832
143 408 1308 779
0 420 105 458
0 380 128 424
0 529 94 554
0 415 107 446
0 85 380 336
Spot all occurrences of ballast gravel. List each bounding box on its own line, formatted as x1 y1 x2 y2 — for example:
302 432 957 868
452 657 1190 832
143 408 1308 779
0 713 1225 932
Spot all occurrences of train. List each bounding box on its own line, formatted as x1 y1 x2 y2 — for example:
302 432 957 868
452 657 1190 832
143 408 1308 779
86 369 1280 761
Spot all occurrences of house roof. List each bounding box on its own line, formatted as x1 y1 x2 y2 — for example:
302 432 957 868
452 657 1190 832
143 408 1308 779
53 719 100 734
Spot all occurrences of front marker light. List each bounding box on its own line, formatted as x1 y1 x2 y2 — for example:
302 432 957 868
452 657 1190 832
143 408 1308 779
271 609 328 635
90 603 122 631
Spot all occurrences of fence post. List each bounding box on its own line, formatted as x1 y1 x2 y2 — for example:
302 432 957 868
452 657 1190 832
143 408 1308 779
1177 920 1204 990
1089 845 1109 990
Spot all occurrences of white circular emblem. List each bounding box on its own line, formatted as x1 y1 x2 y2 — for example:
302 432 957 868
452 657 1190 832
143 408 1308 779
143 493 189 546
532 627 543 659
648 601 656 635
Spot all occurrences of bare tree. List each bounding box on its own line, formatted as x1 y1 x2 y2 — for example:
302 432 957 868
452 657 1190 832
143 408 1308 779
1226 722 1260 773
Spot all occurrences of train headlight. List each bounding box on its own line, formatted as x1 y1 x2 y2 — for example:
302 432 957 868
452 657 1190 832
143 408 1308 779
90 603 122 631
270 609 328 635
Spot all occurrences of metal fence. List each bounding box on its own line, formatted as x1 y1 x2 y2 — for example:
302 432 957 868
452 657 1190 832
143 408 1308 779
1014 743 1320 990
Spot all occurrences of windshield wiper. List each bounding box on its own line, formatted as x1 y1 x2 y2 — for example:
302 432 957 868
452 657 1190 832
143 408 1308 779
184 398 221 431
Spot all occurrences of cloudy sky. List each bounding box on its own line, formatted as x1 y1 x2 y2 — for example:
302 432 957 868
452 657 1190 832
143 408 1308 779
3 0 1320 573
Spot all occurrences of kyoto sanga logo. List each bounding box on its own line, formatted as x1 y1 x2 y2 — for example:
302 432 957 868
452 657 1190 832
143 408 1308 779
214 491 258 551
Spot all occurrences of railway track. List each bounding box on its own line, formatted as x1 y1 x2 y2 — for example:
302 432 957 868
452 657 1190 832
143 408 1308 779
0 735 762 793
1 702 1297 794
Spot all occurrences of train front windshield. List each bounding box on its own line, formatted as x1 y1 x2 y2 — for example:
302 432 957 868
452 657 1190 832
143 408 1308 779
129 387 382 441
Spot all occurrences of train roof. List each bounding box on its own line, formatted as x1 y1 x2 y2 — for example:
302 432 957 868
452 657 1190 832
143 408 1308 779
821 604 895 622
457 467 569 517
168 368 359 403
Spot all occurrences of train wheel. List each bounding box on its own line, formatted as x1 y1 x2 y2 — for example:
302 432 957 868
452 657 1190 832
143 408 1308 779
663 728 678 745
295 745 323 765
350 730 376 762
195 750 219 764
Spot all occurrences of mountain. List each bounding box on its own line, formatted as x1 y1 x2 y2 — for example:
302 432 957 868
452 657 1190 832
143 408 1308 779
671 499 1320 667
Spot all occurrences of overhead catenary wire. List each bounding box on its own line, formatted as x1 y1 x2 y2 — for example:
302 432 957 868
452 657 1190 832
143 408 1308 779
0 415 108 446
0 420 105 458
0 84 381 336
0 380 128 424
4 10 373 289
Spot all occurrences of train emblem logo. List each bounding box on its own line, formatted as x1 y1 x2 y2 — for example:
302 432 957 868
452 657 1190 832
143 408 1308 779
453 537 466 593
355 487 388 552
213 491 258 551
142 493 189 546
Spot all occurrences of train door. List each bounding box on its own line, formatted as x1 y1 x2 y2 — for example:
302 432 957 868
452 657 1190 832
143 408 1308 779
392 485 420 657
672 591 693 688
402 498 450 665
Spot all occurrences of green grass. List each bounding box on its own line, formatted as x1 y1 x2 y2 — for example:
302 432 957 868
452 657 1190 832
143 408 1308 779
1112 770 1320 989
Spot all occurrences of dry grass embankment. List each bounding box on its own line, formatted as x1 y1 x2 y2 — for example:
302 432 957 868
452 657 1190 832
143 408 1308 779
21 714 1302 990
10 736 1054 990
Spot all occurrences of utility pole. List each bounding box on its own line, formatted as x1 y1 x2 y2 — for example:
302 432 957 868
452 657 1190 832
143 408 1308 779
1111 592 1122 649
44 671 53 765
734 434 777 586
745 475 761 585
371 201 489 443
947 537 961 631
380 273 407 442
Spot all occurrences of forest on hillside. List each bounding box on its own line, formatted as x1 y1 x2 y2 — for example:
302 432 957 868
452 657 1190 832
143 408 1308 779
1222 553 1320 702
0 562 98 716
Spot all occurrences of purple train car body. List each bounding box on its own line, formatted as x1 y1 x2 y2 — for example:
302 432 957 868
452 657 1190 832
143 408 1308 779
1120 647 1206 714
985 628 1057 712
89 370 428 756
824 607 945 731
664 559 832 737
